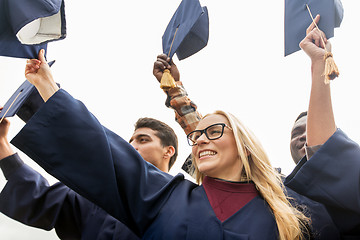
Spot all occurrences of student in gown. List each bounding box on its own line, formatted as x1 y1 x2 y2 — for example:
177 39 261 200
8 47 347 239
0 112 178 239
153 54 340 239
285 15 360 235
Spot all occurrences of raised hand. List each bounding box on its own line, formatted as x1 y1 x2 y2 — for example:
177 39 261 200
153 54 180 84
299 14 329 63
25 49 59 101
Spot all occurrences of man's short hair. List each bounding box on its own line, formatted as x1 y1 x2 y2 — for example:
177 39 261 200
295 111 307 122
134 118 178 170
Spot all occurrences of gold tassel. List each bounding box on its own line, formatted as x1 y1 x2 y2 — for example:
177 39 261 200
305 4 339 85
160 69 176 90
160 27 179 90
323 52 339 84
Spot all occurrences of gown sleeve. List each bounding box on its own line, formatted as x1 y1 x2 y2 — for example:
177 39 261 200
10 89 184 237
0 153 82 238
0 153 140 240
285 129 360 235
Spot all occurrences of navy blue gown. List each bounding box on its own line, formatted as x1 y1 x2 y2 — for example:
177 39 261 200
0 153 139 240
10 90 340 239
286 129 360 237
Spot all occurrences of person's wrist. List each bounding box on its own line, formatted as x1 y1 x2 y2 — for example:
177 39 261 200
0 138 14 160
36 79 60 102
311 58 325 74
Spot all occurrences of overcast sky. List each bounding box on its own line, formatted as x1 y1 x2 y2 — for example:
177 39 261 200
1 0 359 239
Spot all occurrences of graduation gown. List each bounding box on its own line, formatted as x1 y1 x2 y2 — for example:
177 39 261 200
285 129 360 236
11 89 339 239
0 153 139 240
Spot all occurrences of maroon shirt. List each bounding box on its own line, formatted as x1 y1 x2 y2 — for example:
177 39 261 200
202 176 259 222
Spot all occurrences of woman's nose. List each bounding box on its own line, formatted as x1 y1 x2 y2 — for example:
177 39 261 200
196 132 209 145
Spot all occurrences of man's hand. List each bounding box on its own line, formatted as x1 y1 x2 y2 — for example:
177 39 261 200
153 54 180 84
299 15 329 64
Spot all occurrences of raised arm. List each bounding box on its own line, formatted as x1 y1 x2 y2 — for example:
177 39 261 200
11 87 182 237
285 16 360 236
300 15 336 147
153 54 202 135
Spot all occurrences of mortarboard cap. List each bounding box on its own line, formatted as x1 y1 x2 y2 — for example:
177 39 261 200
162 0 209 60
0 0 66 59
0 61 57 123
284 0 344 56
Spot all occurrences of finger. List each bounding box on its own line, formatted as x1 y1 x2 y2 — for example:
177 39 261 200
26 63 40 71
314 37 320 48
314 29 327 49
27 59 41 65
25 69 33 75
25 65 39 75
26 60 41 69
156 54 169 61
313 14 320 25
38 49 47 63
306 21 316 35
156 58 171 69
154 61 166 70
306 14 320 35
27 59 41 63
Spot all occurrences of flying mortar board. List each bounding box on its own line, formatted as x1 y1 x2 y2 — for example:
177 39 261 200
0 61 58 123
0 0 66 59
162 0 209 60
284 0 344 56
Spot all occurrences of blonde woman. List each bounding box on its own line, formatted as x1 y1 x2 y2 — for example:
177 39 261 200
17 50 322 238
187 111 311 239
14 23 345 237
12 76 310 239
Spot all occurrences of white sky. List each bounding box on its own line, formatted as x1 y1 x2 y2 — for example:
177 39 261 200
1 0 360 239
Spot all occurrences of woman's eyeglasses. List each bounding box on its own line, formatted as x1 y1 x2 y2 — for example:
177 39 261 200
187 123 232 146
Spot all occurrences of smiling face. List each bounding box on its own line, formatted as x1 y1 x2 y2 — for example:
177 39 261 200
290 115 307 164
191 114 242 181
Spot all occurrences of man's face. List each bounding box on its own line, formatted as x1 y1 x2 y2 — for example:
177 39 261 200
290 116 307 164
129 127 166 171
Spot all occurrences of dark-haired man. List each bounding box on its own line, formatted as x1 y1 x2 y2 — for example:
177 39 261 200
290 111 308 165
130 117 177 172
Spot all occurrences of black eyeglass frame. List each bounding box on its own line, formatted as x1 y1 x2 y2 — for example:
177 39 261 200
187 123 232 146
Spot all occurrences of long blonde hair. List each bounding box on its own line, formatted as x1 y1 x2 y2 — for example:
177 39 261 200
192 111 310 240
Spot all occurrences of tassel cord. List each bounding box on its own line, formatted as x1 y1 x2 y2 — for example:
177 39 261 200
306 4 339 83
160 27 179 90
0 91 22 124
